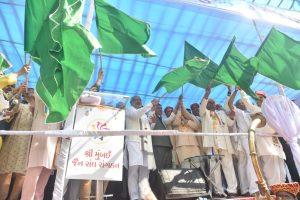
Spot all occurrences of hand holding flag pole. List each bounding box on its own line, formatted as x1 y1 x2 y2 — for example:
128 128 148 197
90 53 104 93
24 52 32 92
96 53 104 90
97 52 104 87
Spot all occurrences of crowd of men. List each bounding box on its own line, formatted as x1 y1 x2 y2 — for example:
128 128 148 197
0 65 299 200
123 84 300 200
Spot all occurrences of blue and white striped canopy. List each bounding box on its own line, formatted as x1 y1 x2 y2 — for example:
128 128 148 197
1 0 300 108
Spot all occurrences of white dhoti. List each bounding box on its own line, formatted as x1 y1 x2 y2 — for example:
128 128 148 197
126 140 155 200
260 155 286 186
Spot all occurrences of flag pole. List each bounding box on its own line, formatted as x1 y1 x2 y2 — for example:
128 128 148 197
24 51 27 64
181 86 183 96
24 52 29 92
252 19 264 43
85 0 105 197
28 56 32 65
158 92 168 100
248 8 272 200
96 52 104 91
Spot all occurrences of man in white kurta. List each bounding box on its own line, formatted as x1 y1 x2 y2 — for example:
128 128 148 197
125 96 159 200
200 86 238 196
228 87 256 196
240 90 286 191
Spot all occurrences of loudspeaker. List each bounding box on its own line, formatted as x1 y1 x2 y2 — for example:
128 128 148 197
158 169 209 199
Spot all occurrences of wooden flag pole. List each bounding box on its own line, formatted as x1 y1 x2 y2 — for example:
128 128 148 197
24 52 27 64
24 52 29 92
97 52 104 91
28 56 32 65
158 92 168 100
181 86 183 96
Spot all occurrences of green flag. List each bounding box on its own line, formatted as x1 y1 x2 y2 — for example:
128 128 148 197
152 58 210 93
184 41 220 88
255 28 300 89
0 53 12 72
25 0 100 123
153 41 221 93
24 0 60 95
94 0 155 56
184 41 212 63
215 37 258 99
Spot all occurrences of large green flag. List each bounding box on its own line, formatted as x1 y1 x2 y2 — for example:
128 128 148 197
184 41 220 88
184 41 212 63
94 0 155 56
25 0 100 123
24 0 59 95
215 37 258 99
153 41 219 93
254 28 300 89
153 58 210 93
0 53 12 72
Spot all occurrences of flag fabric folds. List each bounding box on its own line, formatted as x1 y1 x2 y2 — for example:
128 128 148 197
25 0 100 123
215 37 258 99
153 40 259 99
255 28 300 90
0 53 12 72
152 58 210 93
184 41 220 88
153 42 218 93
94 0 155 56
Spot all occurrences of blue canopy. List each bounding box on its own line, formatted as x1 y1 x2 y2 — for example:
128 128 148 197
1 0 300 108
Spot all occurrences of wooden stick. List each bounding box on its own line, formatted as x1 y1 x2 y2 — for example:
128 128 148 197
158 92 168 100
97 53 104 85
24 52 29 92
28 56 32 65
181 86 183 96
24 52 27 64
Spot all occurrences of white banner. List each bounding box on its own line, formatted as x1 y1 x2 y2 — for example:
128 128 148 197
66 105 125 180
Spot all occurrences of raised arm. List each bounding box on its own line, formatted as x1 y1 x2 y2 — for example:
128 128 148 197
181 103 193 121
228 86 239 111
224 86 232 112
186 116 201 132
240 90 257 113
277 83 285 96
200 84 211 117
172 95 182 115
126 103 153 119
172 95 183 127
162 112 175 126
126 99 159 119
0 65 31 89
172 109 182 127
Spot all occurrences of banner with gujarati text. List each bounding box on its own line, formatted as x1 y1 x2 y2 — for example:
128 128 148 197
66 105 124 180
